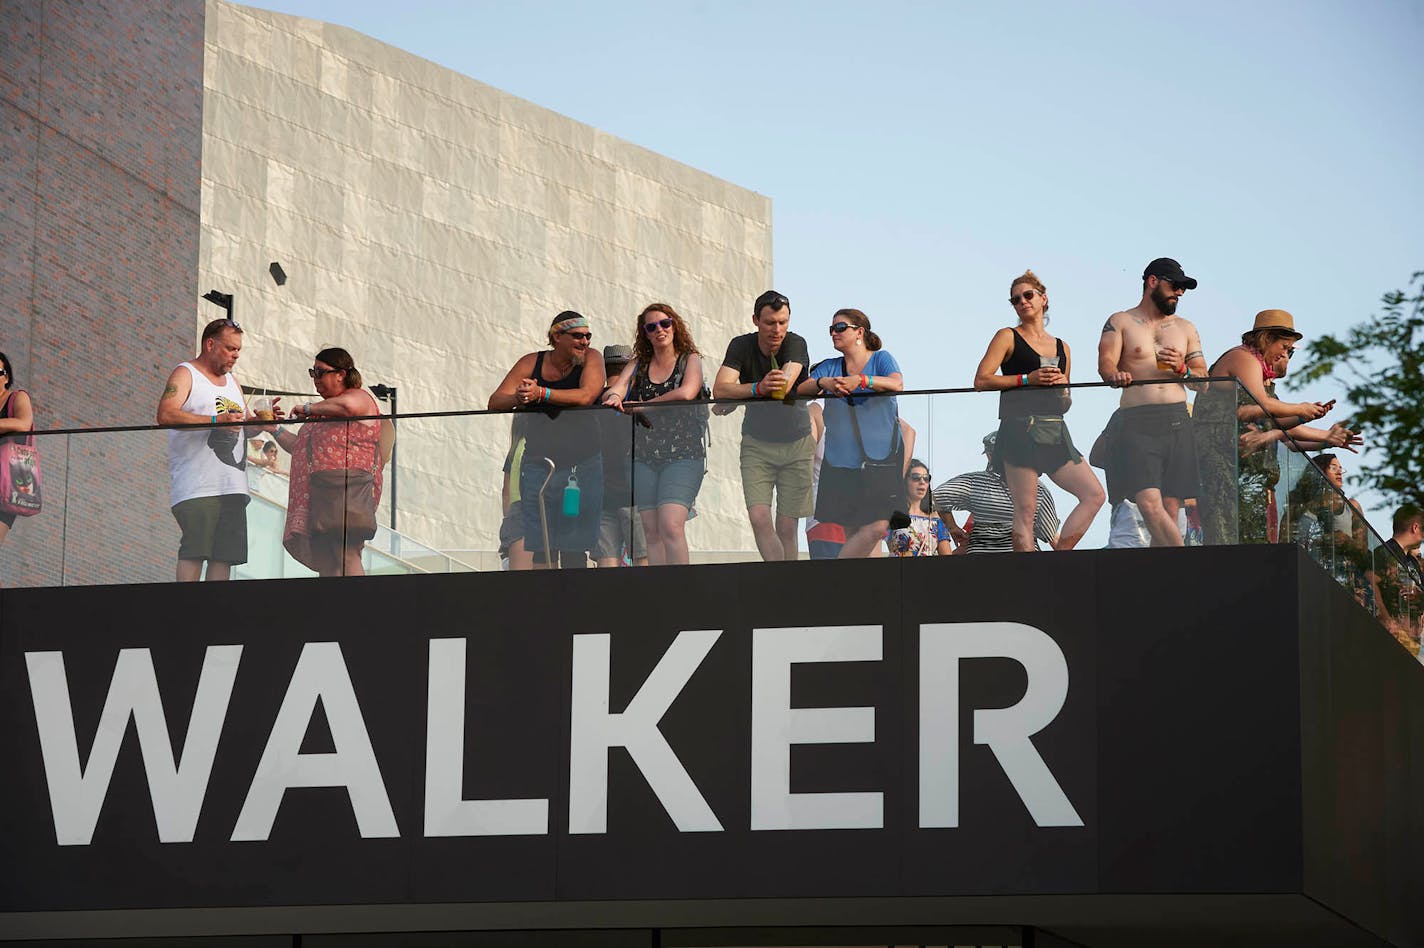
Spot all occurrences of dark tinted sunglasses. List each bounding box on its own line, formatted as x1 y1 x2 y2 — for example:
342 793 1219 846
1010 290 1036 305
829 322 854 334
308 367 342 378
562 331 593 341
643 318 674 334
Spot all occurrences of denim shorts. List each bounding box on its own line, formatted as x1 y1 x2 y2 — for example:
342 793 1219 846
630 458 705 512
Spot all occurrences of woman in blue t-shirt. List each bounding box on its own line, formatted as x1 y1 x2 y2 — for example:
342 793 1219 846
795 308 905 557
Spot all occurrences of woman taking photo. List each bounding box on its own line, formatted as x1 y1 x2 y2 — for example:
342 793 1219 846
973 269 1103 551
886 458 952 556
603 303 707 565
795 308 905 558
267 347 383 577
490 310 605 568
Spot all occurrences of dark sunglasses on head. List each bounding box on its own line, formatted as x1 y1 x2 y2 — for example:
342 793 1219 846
562 330 593 341
829 322 854 334
308 367 342 378
907 473 931 483
643 318 674 334
1010 290 1037 305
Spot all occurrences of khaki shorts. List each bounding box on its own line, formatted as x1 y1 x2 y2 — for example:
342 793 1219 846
739 433 814 518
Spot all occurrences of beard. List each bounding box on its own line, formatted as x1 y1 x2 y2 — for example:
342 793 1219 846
1151 285 1178 315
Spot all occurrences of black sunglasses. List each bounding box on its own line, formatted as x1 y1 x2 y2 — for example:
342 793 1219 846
829 322 855 334
1010 290 1036 305
907 473 931 483
562 330 593 341
1284 347 1297 358
308 367 342 378
643 318 674 334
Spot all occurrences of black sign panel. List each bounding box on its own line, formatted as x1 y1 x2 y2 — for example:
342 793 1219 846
0 549 1307 913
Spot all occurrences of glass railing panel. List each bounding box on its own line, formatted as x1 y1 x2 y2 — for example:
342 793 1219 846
692 396 814 564
60 426 189 586
9 377 1420 661
923 380 1221 553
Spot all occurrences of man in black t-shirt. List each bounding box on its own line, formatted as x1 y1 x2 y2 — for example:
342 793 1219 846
713 290 814 560
1380 504 1424 654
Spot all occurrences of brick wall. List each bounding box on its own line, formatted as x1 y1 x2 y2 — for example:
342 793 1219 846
0 0 206 585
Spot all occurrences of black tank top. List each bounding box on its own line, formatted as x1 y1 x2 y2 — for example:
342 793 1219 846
521 351 600 464
999 328 1067 418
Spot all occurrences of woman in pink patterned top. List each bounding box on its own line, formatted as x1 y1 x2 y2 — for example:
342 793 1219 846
266 347 384 576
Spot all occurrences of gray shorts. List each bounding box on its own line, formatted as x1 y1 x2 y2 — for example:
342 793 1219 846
593 505 647 562
498 499 525 556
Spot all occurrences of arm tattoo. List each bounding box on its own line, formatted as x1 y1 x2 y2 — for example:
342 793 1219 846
161 382 178 399
1101 319 1116 333
1185 350 1204 362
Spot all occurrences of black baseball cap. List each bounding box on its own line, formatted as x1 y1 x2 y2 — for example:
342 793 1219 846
1143 258 1198 290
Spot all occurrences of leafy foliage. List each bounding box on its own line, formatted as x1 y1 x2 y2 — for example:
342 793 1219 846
1292 272 1424 508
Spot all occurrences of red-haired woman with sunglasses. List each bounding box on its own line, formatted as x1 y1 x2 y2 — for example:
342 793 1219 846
603 303 707 565
973 270 1103 551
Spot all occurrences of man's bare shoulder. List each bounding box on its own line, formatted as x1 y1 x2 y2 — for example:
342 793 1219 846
1101 310 1139 333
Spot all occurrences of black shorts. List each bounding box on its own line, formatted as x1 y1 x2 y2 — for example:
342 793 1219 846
1109 403 1199 502
172 494 249 565
996 415 1083 474
814 463 905 531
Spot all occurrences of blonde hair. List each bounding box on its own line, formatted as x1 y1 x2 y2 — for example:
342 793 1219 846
1009 269 1049 315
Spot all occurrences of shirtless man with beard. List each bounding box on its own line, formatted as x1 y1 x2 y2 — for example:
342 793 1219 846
1097 258 1208 546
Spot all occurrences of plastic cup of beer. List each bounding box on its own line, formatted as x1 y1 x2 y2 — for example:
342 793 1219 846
769 378 788 400
1040 356 1059 373
253 397 275 422
1155 350 1173 371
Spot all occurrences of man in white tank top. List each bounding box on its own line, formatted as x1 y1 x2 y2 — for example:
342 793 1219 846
156 319 253 581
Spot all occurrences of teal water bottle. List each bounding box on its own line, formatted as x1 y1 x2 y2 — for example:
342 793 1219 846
562 472 581 517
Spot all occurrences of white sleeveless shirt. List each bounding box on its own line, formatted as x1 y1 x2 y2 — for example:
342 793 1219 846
166 363 249 506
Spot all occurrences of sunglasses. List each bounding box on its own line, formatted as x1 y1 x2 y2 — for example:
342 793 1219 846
643 318 674 334
907 473 931 483
1010 290 1037 305
308 367 342 378
0 368 7 377
1284 347 1296 358
1154 276 1184 292
562 331 593 341
829 322 855 334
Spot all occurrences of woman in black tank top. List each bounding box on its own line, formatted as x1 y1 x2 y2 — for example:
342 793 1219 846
490 310 607 568
972 270 1104 552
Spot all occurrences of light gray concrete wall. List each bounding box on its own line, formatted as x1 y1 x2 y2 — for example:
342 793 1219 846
198 0 772 557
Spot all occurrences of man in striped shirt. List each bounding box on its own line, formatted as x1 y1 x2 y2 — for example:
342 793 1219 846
933 432 1060 553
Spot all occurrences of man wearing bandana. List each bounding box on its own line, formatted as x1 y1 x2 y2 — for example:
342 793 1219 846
490 311 607 568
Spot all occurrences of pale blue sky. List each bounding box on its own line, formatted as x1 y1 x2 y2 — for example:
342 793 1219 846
262 0 1422 538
